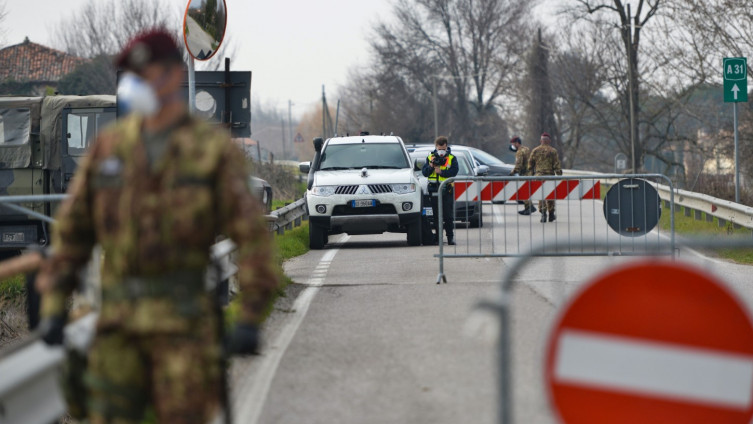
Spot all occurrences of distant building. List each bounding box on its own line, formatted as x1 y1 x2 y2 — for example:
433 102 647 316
0 37 87 96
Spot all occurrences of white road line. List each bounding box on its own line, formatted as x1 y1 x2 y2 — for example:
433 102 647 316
234 235 350 423
554 329 753 408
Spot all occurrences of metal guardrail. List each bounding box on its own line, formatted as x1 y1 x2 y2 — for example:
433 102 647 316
0 195 308 424
563 170 753 232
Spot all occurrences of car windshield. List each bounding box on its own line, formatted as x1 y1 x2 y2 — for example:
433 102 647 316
319 143 410 170
468 148 506 166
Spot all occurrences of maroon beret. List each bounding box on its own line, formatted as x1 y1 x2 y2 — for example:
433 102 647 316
540 132 551 139
510 136 521 144
115 29 182 72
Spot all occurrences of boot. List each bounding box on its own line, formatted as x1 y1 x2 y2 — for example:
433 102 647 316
518 208 531 215
447 235 456 245
549 211 556 222
540 212 547 223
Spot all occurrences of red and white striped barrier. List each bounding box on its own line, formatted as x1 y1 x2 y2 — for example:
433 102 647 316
454 179 600 202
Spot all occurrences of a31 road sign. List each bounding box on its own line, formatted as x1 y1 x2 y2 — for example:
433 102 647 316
724 57 748 103
546 261 753 424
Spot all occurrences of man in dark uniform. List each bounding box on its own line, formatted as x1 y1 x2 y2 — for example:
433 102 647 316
35 29 279 424
422 136 459 245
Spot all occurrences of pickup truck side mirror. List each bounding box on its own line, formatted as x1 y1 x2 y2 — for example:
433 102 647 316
299 162 311 174
414 158 426 171
476 165 490 176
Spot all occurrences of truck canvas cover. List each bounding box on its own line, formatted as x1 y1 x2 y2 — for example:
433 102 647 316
40 95 115 170
0 97 41 168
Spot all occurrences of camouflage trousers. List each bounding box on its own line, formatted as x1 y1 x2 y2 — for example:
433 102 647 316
538 200 556 213
85 329 222 424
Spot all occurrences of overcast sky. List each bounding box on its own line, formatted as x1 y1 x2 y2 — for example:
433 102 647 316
3 0 561 118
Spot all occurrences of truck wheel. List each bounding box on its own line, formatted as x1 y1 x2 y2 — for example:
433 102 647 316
407 220 421 246
309 223 326 250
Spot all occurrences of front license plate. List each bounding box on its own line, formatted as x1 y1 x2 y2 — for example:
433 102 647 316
352 199 376 208
2 232 24 242
423 207 433 216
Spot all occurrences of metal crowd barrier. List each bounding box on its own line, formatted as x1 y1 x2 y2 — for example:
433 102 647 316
435 174 675 283
479 238 753 424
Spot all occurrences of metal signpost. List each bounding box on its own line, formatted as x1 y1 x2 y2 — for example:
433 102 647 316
723 57 748 203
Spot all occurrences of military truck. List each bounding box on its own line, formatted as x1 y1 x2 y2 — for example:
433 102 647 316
0 95 116 252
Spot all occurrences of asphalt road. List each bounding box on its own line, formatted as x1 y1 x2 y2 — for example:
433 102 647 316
230 201 753 424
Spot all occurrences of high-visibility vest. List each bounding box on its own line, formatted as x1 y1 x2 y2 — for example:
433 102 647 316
427 153 455 185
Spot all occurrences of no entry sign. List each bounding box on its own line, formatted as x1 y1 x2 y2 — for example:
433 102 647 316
546 261 753 424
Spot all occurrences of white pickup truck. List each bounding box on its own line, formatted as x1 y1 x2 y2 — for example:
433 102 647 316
299 135 423 249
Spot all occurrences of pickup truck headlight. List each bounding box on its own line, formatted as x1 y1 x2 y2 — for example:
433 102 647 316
390 183 416 194
311 185 336 196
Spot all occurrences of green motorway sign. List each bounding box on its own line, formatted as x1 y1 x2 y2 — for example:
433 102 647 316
724 57 748 103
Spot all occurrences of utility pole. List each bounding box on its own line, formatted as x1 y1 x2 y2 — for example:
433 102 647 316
322 85 326 139
627 3 636 174
288 100 294 156
280 118 287 160
432 76 438 140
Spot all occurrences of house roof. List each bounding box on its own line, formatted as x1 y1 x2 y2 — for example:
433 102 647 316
0 38 87 83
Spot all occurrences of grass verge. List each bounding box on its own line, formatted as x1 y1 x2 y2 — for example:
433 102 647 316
658 204 753 264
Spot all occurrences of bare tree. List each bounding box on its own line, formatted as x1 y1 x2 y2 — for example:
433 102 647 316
360 0 534 147
53 0 177 58
566 0 662 171
549 25 610 169
0 0 7 47
524 29 562 157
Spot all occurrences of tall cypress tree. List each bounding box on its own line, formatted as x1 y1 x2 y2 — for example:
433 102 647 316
524 29 562 156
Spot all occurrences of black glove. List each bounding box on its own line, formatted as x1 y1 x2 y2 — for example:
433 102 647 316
38 316 66 346
228 323 260 356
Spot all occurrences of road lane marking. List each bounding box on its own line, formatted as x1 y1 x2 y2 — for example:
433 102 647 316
554 329 753 408
234 235 350 423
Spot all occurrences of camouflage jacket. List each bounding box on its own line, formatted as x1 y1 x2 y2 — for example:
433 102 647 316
528 144 562 176
40 114 279 333
512 145 531 176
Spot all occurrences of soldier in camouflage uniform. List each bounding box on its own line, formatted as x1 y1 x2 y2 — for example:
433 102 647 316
35 30 279 424
528 132 562 223
509 136 536 215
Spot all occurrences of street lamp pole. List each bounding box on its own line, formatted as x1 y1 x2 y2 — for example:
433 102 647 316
627 4 636 174
432 76 438 140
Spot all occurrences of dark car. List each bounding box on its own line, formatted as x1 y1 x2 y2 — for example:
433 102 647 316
454 145 514 176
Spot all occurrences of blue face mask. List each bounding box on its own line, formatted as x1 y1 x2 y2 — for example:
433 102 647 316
117 72 159 117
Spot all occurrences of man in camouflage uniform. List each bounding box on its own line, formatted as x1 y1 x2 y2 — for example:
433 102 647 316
528 132 562 223
35 30 279 424
509 136 536 215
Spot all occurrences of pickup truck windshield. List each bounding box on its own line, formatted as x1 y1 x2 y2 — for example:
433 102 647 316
319 143 409 170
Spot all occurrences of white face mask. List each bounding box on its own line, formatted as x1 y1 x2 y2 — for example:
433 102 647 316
117 72 159 117
437 149 447 156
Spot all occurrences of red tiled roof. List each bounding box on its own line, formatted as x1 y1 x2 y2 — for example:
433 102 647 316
0 38 88 83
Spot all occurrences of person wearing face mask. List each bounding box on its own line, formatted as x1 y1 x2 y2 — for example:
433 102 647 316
509 136 536 215
34 29 279 424
422 136 459 245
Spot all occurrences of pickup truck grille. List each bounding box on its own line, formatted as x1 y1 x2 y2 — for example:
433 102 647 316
335 185 394 195
335 185 359 195
368 184 392 194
